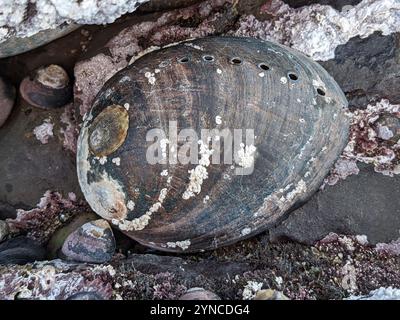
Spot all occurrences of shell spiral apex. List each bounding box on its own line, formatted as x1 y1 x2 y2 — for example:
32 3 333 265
77 36 349 252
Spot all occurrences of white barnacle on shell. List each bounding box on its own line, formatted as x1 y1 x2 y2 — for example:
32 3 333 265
237 143 257 168
182 140 214 200
112 157 121 166
166 239 191 251
144 71 156 85
160 138 169 159
127 200 135 211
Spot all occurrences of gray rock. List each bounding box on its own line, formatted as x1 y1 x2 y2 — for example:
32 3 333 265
269 164 400 245
0 202 17 220
0 1 147 56
61 219 116 263
0 25 79 59
126 253 251 281
321 32 400 109
67 291 104 300
0 102 83 209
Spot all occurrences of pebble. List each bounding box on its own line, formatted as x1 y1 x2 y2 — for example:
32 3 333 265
61 219 116 263
0 77 15 128
179 287 221 300
254 289 289 300
376 115 400 143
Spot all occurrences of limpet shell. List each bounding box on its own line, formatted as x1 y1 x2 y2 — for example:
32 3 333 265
77 37 349 252
19 64 72 109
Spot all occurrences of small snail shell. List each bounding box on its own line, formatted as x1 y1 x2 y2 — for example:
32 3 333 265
61 219 116 263
19 64 72 109
77 37 349 252
179 288 221 300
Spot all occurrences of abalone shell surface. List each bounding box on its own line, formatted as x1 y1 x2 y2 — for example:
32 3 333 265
77 37 349 252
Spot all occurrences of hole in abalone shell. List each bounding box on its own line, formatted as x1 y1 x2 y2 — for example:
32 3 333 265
230 57 242 65
258 63 270 71
203 55 215 62
178 57 189 63
159 60 170 68
317 88 326 96
288 72 298 81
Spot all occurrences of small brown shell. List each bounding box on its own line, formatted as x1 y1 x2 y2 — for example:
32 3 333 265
19 64 72 109
61 219 115 263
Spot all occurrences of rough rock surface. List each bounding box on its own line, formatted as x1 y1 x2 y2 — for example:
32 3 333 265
270 164 400 245
0 260 114 300
1 234 400 300
348 287 400 300
321 32 400 109
234 0 400 61
0 237 46 265
0 0 148 44
0 0 400 301
66 291 105 300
